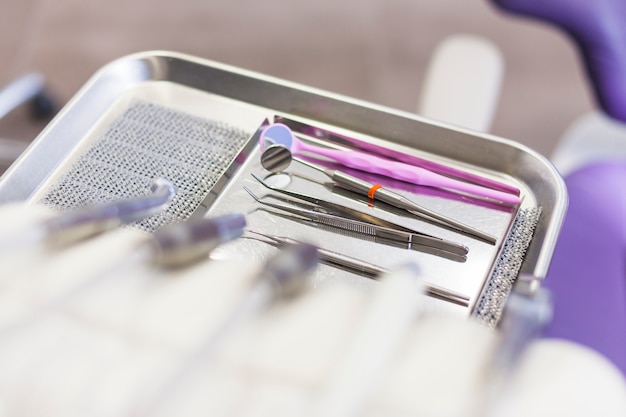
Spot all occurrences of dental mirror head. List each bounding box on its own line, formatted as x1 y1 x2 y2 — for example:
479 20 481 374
261 143 293 173
259 123 295 151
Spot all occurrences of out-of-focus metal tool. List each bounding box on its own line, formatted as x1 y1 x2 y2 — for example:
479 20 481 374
45 178 178 247
150 212 247 268
136 241 319 416
0 178 177 254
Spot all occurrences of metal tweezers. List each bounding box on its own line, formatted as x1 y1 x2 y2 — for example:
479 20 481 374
246 173 469 257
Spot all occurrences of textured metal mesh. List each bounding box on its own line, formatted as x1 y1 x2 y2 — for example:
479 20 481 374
472 207 542 327
40 101 251 232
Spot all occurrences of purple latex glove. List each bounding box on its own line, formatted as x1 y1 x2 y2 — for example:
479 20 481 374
491 0 626 123
543 161 626 375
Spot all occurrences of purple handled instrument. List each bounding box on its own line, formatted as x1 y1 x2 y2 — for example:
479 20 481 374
259 123 521 205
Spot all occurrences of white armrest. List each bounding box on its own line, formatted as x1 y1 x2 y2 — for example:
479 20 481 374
418 35 503 133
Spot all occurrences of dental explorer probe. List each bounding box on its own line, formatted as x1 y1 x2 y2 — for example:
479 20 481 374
293 157 497 244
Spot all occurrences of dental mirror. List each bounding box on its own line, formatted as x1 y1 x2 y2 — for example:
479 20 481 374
260 143 293 173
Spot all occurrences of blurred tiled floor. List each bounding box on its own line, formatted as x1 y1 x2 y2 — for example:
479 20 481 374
0 0 593 157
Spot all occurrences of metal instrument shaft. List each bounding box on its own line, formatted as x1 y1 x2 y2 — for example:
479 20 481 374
293 157 496 244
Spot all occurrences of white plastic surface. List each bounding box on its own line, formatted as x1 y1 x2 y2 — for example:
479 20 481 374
418 35 504 132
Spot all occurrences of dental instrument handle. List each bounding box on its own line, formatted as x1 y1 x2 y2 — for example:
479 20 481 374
314 264 423 417
318 249 388 277
43 177 177 247
255 241 320 299
298 142 520 204
411 155 520 196
295 158 496 244
480 284 553 417
135 242 318 417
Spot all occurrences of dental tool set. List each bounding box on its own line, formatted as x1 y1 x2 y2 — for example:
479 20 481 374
258 129 498 243
0 52 574 416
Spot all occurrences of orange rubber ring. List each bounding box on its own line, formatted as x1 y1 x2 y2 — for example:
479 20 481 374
368 184 382 199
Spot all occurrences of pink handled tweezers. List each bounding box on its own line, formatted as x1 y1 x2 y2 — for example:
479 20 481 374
259 123 521 205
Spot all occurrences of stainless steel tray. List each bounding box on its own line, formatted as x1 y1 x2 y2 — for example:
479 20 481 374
0 51 567 317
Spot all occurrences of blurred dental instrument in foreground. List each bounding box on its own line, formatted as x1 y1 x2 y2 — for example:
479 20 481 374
135 242 319 416
0 177 176 255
